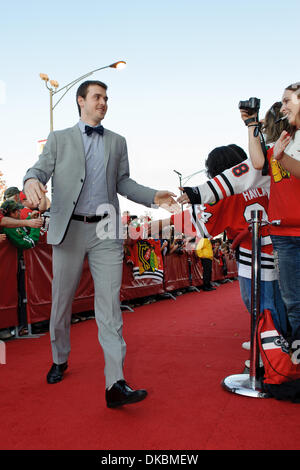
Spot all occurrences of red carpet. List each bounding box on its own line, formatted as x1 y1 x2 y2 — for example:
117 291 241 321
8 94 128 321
1 280 300 450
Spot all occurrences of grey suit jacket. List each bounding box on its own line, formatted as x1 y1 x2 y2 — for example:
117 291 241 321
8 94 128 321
24 124 157 245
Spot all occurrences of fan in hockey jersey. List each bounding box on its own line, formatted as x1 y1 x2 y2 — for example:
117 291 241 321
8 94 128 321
177 94 299 348
1 200 41 336
174 144 287 339
0 200 41 253
238 82 300 349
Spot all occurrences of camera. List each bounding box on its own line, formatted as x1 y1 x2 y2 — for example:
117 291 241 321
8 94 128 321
238 97 260 115
175 238 184 255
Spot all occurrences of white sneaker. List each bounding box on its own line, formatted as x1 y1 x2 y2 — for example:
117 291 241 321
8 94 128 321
242 341 251 350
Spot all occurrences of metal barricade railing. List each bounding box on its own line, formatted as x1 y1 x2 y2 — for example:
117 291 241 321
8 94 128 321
222 209 269 398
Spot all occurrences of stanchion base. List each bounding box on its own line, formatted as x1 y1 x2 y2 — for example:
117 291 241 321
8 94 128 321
13 324 45 340
222 374 269 398
15 333 44 340
121 304 134 312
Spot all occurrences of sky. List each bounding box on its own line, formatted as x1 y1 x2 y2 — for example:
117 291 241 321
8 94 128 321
0 0 299 219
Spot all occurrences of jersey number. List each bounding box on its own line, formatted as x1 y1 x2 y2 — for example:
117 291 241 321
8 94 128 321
232 163 249 177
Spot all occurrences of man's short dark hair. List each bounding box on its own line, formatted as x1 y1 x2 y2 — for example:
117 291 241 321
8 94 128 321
76 80 108 116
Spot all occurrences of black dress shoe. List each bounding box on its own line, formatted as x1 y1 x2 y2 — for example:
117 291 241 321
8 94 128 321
203 286 216 291
106 380 147 408
47 362 68 384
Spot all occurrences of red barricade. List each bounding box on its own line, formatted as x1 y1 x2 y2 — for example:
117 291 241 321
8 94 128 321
188 252 204 287
212 258 225 282
1 235 238 327
211 254 237 281
163 252 190 292
24 238 95 324
225 255 238 278
24 236 165 322
23 241 52 323
0 241 18 329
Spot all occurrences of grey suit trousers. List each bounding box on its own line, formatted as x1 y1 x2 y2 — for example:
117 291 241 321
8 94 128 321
50 219 126 389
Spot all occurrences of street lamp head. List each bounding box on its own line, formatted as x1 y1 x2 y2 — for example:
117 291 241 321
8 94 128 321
39 73 49 82
50 80 59 88
109 61 126 70
41 61 127 132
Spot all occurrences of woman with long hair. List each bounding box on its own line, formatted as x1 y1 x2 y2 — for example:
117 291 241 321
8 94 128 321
239 83 300 347
178 94 297 344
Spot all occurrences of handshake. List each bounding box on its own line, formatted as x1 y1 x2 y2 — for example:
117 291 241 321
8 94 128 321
153 189 191 213
24 180 192 214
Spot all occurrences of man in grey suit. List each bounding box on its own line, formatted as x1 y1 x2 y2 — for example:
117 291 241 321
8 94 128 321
24 80 177 408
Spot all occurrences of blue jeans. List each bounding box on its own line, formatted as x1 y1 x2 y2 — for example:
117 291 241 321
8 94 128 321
238 275 287 336
271 235 300 341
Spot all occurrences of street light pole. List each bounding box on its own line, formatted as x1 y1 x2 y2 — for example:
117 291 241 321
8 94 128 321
173 170 183 209
174 168 206 189
49 87 54 132
40 60 126 132
173 170 182 190
182 169 206 185
173 168 205 209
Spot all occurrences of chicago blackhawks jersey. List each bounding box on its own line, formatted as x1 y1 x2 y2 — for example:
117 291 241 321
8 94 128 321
183 158 270 206
183 156 300 235
171 186 277 281
266 146 300 236
126 238 164 283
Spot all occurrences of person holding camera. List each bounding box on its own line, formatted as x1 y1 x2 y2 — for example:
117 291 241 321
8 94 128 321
176 104 292 340
178 86 300 348
239 82 300 348
240 88 300 179
170 236 185 255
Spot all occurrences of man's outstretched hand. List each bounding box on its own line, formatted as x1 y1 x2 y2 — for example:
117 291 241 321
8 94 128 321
24 179 48 207
154 190 181 213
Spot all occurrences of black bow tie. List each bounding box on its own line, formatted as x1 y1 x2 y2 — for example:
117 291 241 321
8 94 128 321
85 125 104 136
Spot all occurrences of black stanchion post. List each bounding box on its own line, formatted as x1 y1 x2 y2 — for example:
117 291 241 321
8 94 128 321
249 209 262 388
221 209 268 398
14 258 43 340
187 255 200 292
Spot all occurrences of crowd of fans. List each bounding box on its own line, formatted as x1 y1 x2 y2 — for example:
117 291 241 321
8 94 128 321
122 210 236 305
0 192 235 339
1 81 298 354
0 187 47 338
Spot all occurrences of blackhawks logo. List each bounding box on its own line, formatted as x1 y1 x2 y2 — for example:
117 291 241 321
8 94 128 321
137 240 158 274
270 158 290 183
